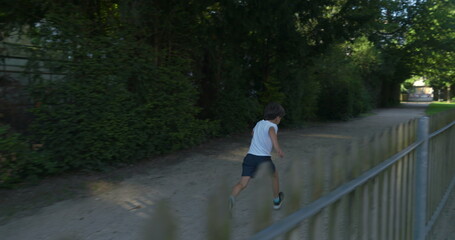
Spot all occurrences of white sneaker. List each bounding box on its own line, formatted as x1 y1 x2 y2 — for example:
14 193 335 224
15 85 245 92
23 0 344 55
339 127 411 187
273 192 284 210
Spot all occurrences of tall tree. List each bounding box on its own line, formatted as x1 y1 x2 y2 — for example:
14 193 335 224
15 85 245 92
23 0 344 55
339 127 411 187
406 0 454 101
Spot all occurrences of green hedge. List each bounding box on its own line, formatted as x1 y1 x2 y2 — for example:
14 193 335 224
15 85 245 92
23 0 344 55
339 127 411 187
29 66 215 172
22 27 218 174
0 125 50 187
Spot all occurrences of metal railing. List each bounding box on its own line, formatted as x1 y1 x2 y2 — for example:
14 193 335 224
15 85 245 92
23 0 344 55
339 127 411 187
250 111 455 240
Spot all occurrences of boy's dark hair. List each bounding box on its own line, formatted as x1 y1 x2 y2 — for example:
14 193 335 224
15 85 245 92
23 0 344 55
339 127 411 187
263 102 285 120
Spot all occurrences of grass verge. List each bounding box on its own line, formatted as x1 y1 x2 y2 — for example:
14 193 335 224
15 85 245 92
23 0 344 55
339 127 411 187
426 101 455 115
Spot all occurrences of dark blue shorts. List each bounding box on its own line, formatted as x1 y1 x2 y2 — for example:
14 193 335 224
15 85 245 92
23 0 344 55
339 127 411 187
241 154 276 178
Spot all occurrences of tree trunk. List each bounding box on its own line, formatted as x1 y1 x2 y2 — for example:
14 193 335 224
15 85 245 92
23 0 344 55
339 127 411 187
447 85 452 103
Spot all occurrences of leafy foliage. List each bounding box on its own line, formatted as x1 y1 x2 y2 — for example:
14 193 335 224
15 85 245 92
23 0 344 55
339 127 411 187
25 7 215 172
0 0 452 185
308 43 371 120
0 125 50 187
406 0 454 101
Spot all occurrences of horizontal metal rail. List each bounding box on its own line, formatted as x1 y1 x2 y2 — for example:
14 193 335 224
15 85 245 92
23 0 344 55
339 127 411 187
429 120 455 139
0 69 67 75
0 54 70 63
425 175 455 234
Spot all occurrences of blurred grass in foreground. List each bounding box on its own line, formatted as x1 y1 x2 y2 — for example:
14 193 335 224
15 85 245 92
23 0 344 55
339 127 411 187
426 102 455 115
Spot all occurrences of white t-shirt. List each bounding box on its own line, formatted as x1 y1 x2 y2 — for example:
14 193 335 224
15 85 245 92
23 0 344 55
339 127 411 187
248 120 278 156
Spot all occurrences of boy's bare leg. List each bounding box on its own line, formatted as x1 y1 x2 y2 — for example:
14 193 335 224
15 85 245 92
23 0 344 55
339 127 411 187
231 176 251 197
272 171 280 198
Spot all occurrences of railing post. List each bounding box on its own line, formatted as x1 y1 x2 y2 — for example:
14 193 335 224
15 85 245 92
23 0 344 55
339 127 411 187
414 116 429 240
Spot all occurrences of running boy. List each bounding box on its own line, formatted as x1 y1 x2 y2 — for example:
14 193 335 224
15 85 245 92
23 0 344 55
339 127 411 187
229 102 285 210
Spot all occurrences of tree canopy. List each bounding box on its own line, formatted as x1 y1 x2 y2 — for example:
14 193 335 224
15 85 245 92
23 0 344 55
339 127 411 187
0 0 453 186
406 0 454 98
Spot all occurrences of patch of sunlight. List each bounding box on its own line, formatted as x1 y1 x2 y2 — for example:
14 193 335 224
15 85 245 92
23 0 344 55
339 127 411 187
215 147 249 162
87 181 158 218
87 180 118 194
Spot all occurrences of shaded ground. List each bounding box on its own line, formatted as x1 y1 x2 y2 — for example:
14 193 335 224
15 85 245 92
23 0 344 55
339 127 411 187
0 102 453 240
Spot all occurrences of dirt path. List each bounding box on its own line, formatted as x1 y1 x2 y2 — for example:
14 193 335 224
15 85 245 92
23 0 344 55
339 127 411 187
0 103 453 240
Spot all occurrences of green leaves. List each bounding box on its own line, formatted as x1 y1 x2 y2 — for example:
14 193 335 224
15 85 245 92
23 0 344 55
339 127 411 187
406 0 454 89
1 0 452 185
22 9 215 172
0 124 51 187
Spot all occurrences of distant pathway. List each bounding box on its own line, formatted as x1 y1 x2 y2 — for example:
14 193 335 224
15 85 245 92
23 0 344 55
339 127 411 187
0 102 453 240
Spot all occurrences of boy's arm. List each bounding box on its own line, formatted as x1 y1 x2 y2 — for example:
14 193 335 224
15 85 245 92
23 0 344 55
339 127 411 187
269 127 284 158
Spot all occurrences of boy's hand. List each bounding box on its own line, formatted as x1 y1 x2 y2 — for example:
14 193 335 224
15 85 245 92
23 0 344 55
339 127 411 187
277 149 284 158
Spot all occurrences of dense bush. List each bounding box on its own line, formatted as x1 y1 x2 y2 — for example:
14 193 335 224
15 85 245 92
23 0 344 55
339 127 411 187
213 85 261 134
26 27 217 171
281 67 320 123
308 44 372 120
30 73 215 171
30 78 145 170
0 125 49 187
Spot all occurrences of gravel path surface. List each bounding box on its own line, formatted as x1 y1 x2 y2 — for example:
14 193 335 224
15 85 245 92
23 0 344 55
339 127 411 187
0 102 453 240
